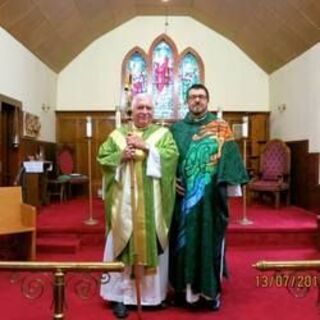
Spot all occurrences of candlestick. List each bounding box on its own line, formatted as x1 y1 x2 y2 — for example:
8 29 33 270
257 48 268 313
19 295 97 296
84 130 98 226
239 115 253 226
115 105 121 129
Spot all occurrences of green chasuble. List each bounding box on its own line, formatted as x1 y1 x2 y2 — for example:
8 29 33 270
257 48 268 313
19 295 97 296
97 124 179 268
169 112 248 300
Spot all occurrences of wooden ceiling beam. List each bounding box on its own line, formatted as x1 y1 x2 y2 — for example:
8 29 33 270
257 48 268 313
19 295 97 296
0 0 318 73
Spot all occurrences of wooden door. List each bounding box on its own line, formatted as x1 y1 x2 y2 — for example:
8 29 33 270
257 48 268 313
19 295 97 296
1 103 14 185
0 102 2 185
0 95 22 186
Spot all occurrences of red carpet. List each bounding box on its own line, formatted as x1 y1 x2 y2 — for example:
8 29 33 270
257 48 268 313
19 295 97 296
36 198 106 232
0 197 319 319
36 197 318 254
1 247 320 320
37 197 317 232
228 198 317 248
229 198 316 230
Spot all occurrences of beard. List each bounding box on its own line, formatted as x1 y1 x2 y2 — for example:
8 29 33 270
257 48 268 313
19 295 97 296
190 103 207 116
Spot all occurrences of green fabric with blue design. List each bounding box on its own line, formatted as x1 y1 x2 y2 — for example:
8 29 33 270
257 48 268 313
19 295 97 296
170 112 248 301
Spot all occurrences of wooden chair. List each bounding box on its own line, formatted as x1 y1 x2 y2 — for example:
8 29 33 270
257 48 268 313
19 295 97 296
55 145 88 198
248 139 291 209
47 174 68 203
0 187 36 260
47 145 75 202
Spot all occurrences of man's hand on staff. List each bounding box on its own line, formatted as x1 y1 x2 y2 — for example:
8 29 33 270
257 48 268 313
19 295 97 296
121 133 149 162
127 133 149 152
122 146 135 161
176 178 185 196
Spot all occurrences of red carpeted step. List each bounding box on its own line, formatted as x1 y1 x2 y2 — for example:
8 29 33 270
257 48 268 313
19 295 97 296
36 236 81 254
36 252 77 261
37 230 106 247
227 198 318 248
227 230 317 248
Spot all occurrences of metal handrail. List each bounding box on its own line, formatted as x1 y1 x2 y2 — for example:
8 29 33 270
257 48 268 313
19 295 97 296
0 261 124 320
254 260 320 271
253 259 320 302
0 261 124 272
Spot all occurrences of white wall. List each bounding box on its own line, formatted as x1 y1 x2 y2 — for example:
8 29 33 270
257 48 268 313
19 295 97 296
270 43 320 152
0 27 57 142
57 16 269 111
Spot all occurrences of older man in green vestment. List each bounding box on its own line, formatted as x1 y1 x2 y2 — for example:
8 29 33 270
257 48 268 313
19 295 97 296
97 93 179 318
169 84 248 310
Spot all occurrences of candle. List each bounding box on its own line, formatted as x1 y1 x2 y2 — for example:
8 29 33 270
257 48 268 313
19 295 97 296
242 116 249 138
124 73 132 91
115 105 121 129
217 107 223 120
86 116 92 138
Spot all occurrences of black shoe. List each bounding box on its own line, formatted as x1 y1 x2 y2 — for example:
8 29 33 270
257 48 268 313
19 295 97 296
211 295 221 311
171 293 186 307
159 300 168 309
113 302 128 318
187 300 202 311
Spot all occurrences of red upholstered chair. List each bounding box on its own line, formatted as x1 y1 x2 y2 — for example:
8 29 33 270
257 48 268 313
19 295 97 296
48 145 88 201
248 139 291 209
57 145 89 198
47 148 70 203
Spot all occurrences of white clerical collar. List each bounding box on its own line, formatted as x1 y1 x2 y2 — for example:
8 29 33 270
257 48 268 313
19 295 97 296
190 112 208 122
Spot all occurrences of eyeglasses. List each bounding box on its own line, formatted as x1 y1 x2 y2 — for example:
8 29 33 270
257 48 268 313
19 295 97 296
188 94 208 101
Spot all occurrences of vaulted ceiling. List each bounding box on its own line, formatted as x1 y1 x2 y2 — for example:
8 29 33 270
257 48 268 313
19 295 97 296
0 0 319 74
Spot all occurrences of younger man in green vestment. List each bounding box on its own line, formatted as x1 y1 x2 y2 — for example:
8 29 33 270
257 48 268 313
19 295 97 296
97 94 178 318
169 84 248 310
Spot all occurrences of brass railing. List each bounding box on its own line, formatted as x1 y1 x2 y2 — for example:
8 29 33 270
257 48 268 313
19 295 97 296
255 260 320 271
254 260 320 300
0 261 124 320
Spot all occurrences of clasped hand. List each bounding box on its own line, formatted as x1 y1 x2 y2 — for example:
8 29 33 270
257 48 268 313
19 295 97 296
122 133 148 161
176 178 185 196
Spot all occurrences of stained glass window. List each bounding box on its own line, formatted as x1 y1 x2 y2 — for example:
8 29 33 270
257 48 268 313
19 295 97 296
125 51 148 96
178 52 201 118
151 41 175 119
121 35 204 120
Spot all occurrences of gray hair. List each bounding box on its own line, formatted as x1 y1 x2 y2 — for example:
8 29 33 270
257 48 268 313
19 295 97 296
132 93 154 109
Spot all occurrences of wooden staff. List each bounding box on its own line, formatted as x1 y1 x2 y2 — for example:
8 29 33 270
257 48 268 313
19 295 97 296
123 80 143 320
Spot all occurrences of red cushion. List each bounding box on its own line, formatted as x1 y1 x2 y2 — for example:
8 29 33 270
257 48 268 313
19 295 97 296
261 143 288 180
58 150 74 174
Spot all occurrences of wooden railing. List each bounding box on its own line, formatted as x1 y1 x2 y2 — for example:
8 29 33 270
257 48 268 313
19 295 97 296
0 261 124 320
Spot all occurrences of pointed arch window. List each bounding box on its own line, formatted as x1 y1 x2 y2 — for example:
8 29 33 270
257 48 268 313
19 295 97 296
122 48 148 96
178 50 204 118
121 35 204 120
150 37 177 119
